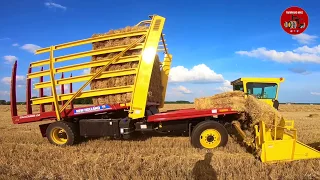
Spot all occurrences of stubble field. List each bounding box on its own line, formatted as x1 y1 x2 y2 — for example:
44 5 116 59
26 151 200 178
0 104 319 180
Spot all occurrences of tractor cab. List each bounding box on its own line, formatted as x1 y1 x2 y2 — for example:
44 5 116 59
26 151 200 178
230 77 285 109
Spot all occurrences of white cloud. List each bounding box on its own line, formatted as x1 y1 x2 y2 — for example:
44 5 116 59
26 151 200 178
0 91 10 96
21 44 41 53
0 37 10 41
3 55 18 64
1 75 25 85
222 80 231 87
293 45 320 54
215 80 233 92
292 33 318 44
12 43 19 47
169 64 224 83
311 92 320 96
173 85 192 94
44 2 67 10
83 68 90 75
235 46 320 63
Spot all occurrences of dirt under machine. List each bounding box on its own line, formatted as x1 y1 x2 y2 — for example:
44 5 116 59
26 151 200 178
10 15 319 163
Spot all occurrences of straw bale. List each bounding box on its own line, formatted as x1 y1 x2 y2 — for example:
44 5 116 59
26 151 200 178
90 26 163 105
194 91 283 128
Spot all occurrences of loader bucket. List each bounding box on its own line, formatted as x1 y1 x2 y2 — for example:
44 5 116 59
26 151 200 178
255 120 320 163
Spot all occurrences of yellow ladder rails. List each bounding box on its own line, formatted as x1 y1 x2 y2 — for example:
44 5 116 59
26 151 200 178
57 34 147 119
27 15 166 120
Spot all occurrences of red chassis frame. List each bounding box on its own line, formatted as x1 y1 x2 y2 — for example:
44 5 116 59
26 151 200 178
10 61 239 125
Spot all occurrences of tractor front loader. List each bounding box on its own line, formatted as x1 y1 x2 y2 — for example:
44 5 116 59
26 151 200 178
230 77 320 163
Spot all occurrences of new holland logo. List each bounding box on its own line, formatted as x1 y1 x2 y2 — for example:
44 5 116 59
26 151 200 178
74 105 111 114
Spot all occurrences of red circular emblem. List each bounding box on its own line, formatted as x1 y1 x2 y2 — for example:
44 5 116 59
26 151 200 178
280 6 309 35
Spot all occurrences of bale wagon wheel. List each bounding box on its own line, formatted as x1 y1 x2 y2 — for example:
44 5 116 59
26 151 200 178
46 121 80 146
191 121 228 149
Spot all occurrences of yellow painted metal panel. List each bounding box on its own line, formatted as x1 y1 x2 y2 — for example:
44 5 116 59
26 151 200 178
261 140 294 162
31 44 143 68
231 77 285 85
27 70 50 79
129 15 166 119
293 141 320 160
30 59 51 67
35 30 147 54
260 99 273 107
257 120 319 163
32 86 133 105
159 54 172 108
34 68 137 89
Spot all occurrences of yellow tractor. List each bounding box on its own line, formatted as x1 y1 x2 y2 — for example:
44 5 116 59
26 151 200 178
231 77 284 110
230 77 319 163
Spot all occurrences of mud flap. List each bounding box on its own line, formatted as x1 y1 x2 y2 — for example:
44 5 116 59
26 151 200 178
39 123 51 137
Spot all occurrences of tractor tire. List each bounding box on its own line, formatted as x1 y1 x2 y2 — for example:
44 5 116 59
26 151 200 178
46 121 79 146
191 121 228 149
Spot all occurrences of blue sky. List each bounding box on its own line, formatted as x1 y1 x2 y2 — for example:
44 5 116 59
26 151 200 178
1 0 320 103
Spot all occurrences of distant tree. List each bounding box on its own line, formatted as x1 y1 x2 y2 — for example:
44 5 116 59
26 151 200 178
164 100 193 104
176 100 192 104
6 101 11 105
0 100 6 105
73 97 93 104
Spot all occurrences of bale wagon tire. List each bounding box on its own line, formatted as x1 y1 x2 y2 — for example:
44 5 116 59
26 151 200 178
191 121 228 149
46 121 79 146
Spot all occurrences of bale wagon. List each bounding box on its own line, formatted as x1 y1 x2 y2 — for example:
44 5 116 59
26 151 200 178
9 15 319 163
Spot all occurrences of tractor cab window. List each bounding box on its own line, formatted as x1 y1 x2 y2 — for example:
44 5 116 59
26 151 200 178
234 84 244 91
246 83 278 99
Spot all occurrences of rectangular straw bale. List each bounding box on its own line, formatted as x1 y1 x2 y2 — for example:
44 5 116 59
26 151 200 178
90 25 163 106
245 95 282 126
194 91 246 111
194 91 283 130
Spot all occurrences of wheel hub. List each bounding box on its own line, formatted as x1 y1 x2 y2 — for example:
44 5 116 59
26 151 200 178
206 135 215 142
199 129 221 149
51 128 68 145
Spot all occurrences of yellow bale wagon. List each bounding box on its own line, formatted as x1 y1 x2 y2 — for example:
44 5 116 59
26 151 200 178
9 15 319 163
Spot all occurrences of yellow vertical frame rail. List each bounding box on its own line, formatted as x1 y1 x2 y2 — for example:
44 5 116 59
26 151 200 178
49 46 61 120
129 15 166 119
159 54 172 108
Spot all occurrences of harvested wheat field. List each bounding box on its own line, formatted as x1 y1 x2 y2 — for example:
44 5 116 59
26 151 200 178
0 104 319 180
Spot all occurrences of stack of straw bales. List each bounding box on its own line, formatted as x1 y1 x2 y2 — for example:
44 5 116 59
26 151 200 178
194 91 283 128
90 26 163 105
